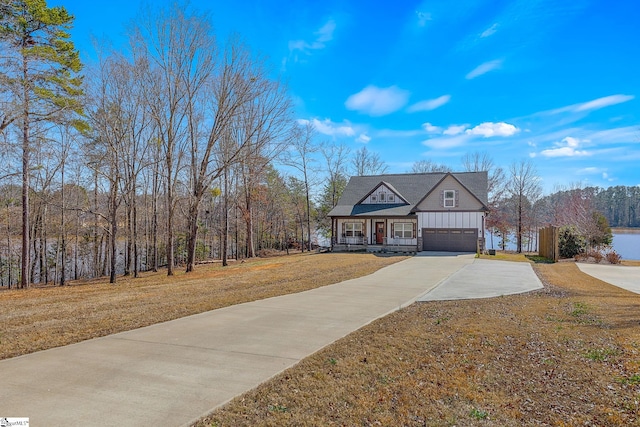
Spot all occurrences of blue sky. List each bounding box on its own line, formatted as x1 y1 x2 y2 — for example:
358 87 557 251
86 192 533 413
52 0 639 194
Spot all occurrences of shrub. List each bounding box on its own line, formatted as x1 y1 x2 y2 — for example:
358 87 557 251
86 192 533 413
589 211 613 247
605 251 622 264
587 250 604 263
559 226 585 259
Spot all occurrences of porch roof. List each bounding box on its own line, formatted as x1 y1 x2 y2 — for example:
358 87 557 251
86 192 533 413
329 203 414 217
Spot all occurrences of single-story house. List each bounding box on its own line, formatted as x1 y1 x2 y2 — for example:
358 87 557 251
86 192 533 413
327 171 489 253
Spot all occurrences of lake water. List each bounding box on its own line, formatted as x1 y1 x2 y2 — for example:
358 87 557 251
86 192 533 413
612 230 640 261
485 229 640 261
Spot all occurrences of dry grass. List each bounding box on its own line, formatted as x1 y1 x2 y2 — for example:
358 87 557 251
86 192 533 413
197 261 640 426
0 252 408 360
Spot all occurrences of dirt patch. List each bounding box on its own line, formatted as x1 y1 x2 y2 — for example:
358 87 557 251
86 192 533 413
0 253 408 360
196 262 640 426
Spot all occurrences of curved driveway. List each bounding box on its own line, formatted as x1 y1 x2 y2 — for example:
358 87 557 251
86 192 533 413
577 263 640 293
418 257 544 301
0 253 542 427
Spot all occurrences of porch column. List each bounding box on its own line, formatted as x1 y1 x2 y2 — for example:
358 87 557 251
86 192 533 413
330 217 335 249
384 219 387 247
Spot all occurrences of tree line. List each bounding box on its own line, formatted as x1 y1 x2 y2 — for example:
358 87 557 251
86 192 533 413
1 2 636 289
0 1 400 288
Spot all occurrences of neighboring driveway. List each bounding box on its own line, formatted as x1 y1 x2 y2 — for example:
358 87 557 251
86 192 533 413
418 258 544 301
0 253 543 427
577 263 640 293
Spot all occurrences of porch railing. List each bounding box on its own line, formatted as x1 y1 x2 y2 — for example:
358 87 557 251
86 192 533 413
331 236 418 247
383 237 416 246
333 236 367 245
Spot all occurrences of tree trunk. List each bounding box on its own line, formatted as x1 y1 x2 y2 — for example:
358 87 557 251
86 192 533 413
517 194 523 253
152 162 159 272
93 169 100 278
166 197 175 276
185 201 199 273
100 232 107 277
109 181 118 284
244 191 255 258
133 202 139 278
60 164 66 286
124 202 132 276
20 62 30 289
305 181 312 251
74 209 79 281
222 167 229 267
109 209 117 284
6 202 12 288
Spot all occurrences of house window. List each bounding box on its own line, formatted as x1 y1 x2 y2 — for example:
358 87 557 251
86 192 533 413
370 194 377 202
444 190 455 207
388 194 395 202
344 222 363 237
393 223 414 239
379 193 385 202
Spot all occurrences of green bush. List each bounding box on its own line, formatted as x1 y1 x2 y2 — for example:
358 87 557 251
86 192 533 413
559 226 585 259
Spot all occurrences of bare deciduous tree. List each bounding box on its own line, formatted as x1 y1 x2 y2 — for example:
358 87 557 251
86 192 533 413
318 142 349 241
283 122 318 251
132 3 208 276
410 159 451 173
352 146 388 176
184 39 292 270
507 160 542 253
461 151 506 204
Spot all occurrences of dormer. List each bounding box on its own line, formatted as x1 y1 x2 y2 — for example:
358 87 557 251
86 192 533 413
358 181 408 205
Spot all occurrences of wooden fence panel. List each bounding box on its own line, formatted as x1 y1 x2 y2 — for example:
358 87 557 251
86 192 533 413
538 226 558 262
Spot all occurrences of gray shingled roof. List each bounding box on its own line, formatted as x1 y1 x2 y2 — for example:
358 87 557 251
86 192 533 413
328 172 488 217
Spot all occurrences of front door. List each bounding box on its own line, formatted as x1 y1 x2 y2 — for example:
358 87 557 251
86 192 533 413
375 221 384 244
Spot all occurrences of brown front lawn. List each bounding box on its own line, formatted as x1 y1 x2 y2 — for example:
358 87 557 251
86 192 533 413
0 252 408 360
196 261 640 426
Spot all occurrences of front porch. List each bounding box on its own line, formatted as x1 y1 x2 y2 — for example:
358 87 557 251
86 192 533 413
331 236 419 254
331 217 419 253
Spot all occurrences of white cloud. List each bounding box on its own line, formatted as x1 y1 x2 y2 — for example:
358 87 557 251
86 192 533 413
465 122 519 137
422 122 441 133
375 129 423 138
422 134 472 149
466 59 503 79
416 11 432 27
288 19 336 59
315 20 336 43
602 172 615 182
356 133 371 143
443 124 468 135
345 85 410 116
575 94 634 112
543 94 635 115
298 118 355 138
540 136 590 158
480 23 498 38
407 94 451 112
578 167 603 175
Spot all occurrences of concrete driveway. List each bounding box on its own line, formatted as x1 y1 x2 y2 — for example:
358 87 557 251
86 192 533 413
577 263 640 293
0 253 542 427
418 257 543 301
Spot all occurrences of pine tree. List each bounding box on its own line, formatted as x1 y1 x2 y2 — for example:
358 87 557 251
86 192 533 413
0 0 84 288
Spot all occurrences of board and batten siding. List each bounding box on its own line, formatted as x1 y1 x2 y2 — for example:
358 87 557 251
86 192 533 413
360 184 399 204
417 211 484 231
415 175 484 211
